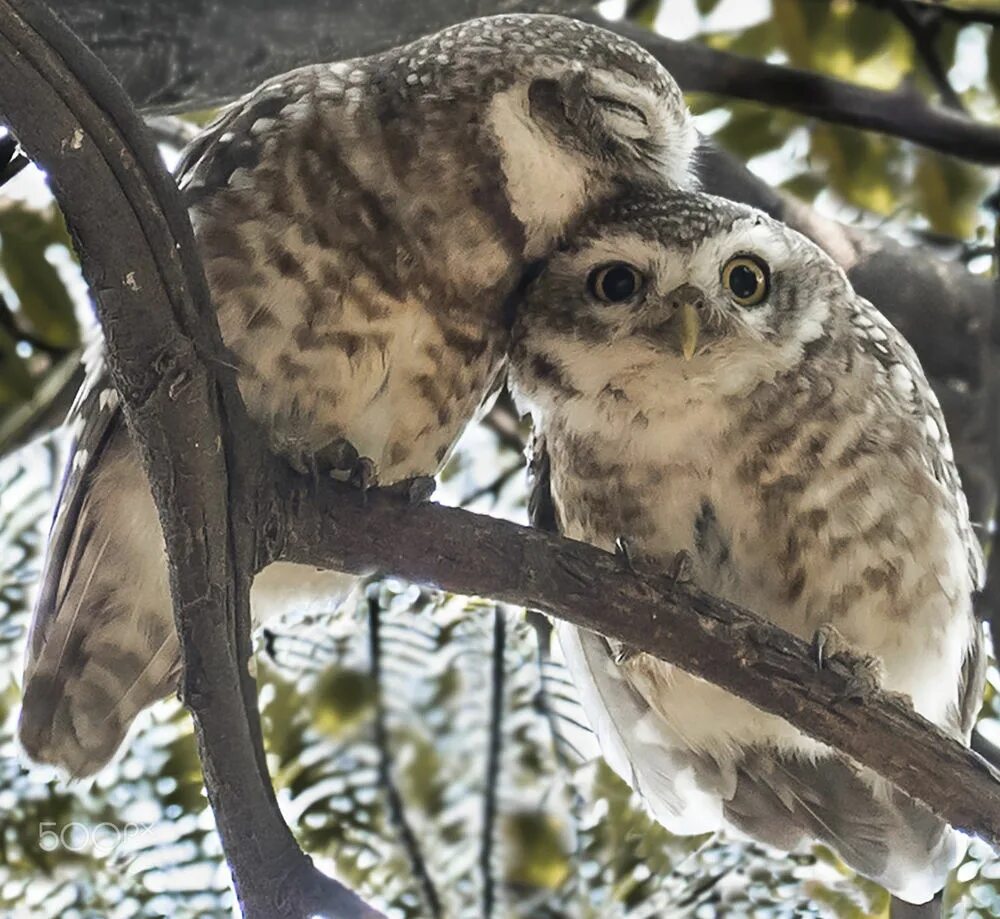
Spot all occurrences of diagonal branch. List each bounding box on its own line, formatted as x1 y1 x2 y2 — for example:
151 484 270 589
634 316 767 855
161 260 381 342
0 0 384 916
273 472 1000 849
585 14 1000 164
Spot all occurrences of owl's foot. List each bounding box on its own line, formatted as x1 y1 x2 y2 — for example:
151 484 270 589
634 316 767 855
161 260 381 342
611 542 692 665
812 624 885 703
615 537 692 586
606 638 636 666
314 438 379 491
667 549 694 585
812 623 844 670
378 475 436 505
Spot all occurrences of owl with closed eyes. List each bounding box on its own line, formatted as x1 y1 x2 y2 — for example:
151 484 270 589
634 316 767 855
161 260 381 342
509 187 985 909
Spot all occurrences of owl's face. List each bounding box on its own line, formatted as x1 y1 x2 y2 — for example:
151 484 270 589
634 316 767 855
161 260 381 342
384 15 698 254
511 188 849 404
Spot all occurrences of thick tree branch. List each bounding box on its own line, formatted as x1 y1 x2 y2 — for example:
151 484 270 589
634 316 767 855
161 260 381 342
0 0 383 916
272 474 1000 849
44 0 1000 164
42 0 583 113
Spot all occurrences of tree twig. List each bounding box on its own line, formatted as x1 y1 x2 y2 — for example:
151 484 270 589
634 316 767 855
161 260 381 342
0 0 384 916
481 606 505 919
883 0 966 112
367 592 443 918
585 14 1000 165
854 0 1000 28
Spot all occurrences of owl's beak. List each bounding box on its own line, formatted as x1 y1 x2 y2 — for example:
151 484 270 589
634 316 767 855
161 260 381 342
678 301 700 361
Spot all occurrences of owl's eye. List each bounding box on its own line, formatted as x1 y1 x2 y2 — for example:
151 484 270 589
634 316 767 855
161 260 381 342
588 263 644 304
722 255 770 307
592 95 648 127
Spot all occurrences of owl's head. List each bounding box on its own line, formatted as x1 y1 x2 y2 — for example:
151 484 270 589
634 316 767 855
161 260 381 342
385 15 698 255
511 188 850 409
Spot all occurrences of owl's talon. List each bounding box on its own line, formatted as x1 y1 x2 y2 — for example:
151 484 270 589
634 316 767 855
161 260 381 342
616 537 692 589
313 437 379 493
350 456 379 492
379 475 436 505
668 549 694 585
605 637 639 666
838 655 884 704
812 623 844 670
812 624 884 702
614 535 637 572
314 436 361 479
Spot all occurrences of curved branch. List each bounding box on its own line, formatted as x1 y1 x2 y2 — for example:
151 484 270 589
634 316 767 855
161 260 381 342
273 473 1000 849
0 0 383 916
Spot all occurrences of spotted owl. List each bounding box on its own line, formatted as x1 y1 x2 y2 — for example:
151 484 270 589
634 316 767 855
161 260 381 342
19 14 699 777
509 186 985 906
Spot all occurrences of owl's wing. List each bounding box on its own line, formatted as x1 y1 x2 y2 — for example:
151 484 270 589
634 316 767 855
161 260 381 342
849 295 985 591
25 341 122 668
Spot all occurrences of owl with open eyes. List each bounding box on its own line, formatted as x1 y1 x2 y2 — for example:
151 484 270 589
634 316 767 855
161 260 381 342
509 187 985 910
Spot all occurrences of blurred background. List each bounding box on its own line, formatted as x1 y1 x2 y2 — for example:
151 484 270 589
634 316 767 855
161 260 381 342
1 0 999 916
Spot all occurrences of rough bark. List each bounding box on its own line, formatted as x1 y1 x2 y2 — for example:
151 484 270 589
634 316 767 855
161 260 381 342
41 0 582 112
0 0 384 915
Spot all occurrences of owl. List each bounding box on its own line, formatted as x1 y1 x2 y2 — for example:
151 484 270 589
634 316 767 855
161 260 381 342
509 186 985 907
18 14 699 777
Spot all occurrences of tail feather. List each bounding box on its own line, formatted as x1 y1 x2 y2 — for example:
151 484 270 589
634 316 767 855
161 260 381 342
559 622 959 905
19 431 180 776
723 749 956 904
20 421 359 776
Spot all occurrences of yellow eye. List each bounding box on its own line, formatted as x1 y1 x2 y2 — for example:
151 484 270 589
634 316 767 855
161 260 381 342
588 262 644 304
722 255 770 307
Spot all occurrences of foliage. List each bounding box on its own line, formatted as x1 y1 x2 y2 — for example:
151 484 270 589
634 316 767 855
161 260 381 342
1 1 1000 917
688 0 998 242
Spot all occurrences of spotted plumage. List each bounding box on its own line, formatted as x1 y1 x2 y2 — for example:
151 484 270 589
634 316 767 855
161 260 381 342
509 187 985 905
18 14 698 777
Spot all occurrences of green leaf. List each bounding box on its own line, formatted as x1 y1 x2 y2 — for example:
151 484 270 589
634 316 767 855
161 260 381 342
913 151 990 238
0 204 80 350
711 101 791 160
